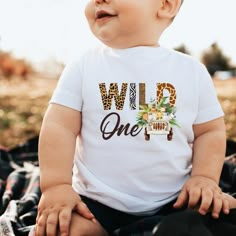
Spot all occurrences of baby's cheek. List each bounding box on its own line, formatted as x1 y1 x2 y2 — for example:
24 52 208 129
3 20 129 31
84 2 94 20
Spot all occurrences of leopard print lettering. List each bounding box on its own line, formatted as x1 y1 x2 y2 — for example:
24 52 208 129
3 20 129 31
157 83 176 107
99 83 128 110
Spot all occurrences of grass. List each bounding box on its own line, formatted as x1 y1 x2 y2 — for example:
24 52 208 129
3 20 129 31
0 76 57 148
0 76 235 148
213 78 236 142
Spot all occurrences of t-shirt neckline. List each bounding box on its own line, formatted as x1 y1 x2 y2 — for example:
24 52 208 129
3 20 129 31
107 45 167 59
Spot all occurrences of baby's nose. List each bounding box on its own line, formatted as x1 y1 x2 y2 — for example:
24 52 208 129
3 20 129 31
94 0 109 5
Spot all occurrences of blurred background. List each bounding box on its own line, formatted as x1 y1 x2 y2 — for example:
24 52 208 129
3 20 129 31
0 0 236 147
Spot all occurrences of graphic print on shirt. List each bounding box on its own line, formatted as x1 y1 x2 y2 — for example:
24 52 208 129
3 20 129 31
137 83 179 141
99 82 179 141
99 83 128 110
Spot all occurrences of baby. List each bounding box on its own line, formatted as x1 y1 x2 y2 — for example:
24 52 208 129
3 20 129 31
35 1 232 235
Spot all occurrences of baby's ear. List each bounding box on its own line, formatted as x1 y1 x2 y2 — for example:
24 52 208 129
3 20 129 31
157 0 182 19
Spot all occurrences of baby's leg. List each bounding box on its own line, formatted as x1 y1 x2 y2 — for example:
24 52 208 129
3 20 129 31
67 212 108 236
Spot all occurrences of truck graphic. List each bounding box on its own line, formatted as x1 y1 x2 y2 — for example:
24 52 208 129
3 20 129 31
136 97 179 141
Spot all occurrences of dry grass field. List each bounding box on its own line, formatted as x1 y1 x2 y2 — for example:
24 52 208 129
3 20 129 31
0 75 58 148
214 78 236 141
0 76 235 148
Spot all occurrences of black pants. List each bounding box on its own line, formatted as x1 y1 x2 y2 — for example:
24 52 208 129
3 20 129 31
81 196 180 235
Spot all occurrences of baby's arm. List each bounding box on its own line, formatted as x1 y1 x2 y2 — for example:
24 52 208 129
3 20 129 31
35 104 94 236
174 117 229 218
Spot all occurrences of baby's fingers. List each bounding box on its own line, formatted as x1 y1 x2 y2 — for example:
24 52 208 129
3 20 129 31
211 193 229 218
76 201 94 219
46 211 59 236
211 193 224 218
222 194 230 215
188 188 202 209
35 213 47 236
173 189 188 209
198 189 213 215
59 208 72 236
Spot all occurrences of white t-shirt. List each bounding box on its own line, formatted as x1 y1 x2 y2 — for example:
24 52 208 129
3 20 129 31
50 45 224 215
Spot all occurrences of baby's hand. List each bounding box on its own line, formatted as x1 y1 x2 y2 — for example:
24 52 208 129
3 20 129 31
173 176 230 218
223 193 236 209
35 184 94 236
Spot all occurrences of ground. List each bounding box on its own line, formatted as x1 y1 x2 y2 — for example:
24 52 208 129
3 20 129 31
0 76 236 148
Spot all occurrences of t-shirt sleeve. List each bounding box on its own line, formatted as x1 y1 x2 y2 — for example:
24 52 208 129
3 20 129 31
49 61 83 111
193 64 224 124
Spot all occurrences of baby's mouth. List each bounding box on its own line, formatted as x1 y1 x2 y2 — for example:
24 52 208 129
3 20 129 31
96 10 116 20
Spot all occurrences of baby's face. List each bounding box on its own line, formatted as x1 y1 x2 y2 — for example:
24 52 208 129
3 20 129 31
85 0 162 48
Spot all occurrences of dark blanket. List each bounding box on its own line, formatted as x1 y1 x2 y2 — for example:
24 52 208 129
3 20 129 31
0 137 39 236
1 137 236 236
154 209 236 236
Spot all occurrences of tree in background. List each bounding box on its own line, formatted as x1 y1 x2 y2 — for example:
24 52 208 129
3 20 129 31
0 50 32 79
201 43 232 76
174 44 191 55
